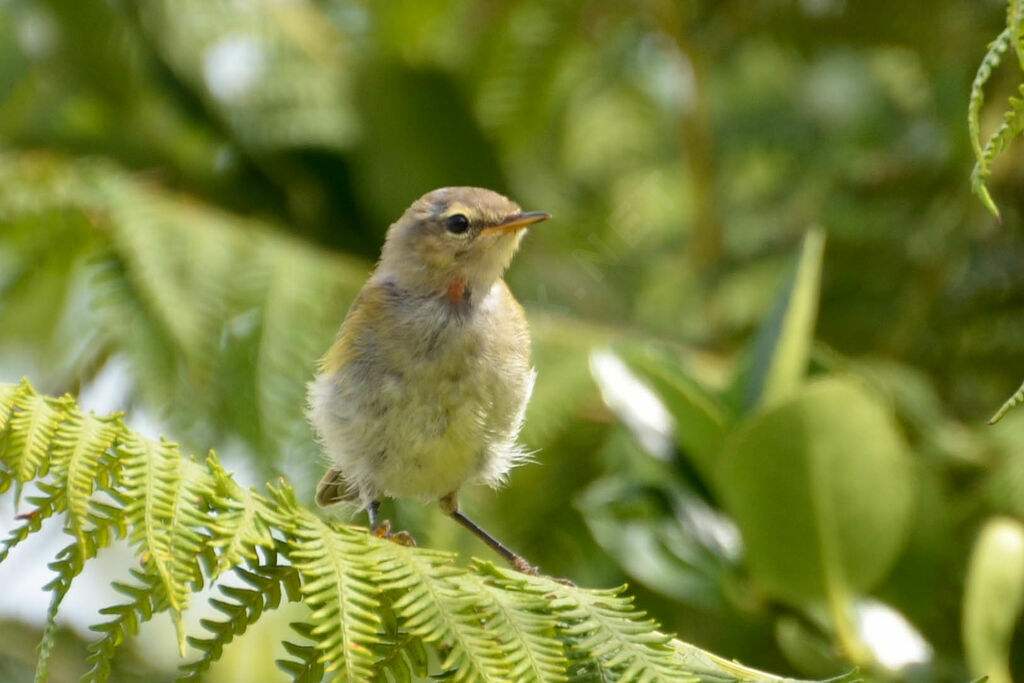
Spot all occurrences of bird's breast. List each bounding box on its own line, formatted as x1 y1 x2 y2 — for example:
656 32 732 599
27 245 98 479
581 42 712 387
308 279 531 500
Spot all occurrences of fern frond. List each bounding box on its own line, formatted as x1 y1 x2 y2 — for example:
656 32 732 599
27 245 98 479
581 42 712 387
969 0 1024 219
0 152 368 465
277 491 383 680
205 456 279 577
179 549 301 679
462 565 570 682
5 386 68 487
276 622 327 683
0 483 63 563
970 83 1024 219
50 409 120 546
118 434 212 653
0 380 834 682
83 569 164 683
1010 0 1024 71
490 567 693 681
370 630 430 683
37 506 129 683
969 28 1012 163
0 380 24 433
990 377 1024 424
380 544 509 682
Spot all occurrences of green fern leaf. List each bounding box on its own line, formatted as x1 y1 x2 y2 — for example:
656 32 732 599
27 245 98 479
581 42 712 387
279 494 383 680
0 380 25 433
37 510 127 683
0 381 841 683
118 433 199 652
969 28 1011 162
276 622 327 683
371 631 430 683
971 83 1024 219
0 483 63 564
462 567 570 682
1010 0 1024 70
179 550 301 680
83 569 163 683
205 456 280 577
6 388 67 486
497 570 693 681
380 544 509 682
990 377 1024 424
49 409 120 545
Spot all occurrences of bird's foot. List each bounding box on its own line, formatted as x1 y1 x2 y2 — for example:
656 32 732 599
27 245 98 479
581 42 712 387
511 555 541 576
372 520 417 547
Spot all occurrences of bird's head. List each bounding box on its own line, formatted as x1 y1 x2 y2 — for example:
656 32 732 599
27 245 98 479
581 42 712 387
378 187 549 299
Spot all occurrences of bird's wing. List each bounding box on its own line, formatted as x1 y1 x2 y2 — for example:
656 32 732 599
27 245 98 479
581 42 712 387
315 467 361 507
318 279 395 375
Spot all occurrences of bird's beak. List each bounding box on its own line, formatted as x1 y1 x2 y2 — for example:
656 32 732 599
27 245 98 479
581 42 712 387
480 211 551 235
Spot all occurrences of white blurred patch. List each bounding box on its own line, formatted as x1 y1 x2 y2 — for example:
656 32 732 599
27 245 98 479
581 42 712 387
988 519 1024 555
677 497 744 562
636 33 696 115
203 35 264 103
855 598 932 671
16 7 58 59
77 354 133 415
77 355 164 441
590 351 675 460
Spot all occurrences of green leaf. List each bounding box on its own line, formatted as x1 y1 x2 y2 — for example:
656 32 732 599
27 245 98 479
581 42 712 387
576 476 737 609
732 230 826 414
669 637 858 682
962 517 1024 683
716 376 914 607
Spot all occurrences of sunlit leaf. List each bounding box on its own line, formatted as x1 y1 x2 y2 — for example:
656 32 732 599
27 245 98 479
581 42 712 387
716 376 914 607
962 517 1024 683
731 230 825 414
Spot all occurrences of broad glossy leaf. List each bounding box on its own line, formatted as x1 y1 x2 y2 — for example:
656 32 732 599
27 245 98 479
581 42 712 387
717 376 914 606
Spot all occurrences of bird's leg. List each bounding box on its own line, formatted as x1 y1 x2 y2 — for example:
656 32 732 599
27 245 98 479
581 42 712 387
367 500 383 532
440 492 539 575
367 500 416 547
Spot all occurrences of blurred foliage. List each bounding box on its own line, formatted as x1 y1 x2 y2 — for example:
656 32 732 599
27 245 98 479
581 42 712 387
0 0 1023 681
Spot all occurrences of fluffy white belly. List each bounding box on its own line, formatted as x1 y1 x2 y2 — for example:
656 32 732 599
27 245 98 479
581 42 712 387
306 290 529 503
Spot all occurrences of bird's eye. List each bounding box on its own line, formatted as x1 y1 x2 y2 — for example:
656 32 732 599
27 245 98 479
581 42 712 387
446 214 470 234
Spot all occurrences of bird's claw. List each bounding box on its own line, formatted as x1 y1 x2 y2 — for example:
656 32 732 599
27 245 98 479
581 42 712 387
512 556 541 575
372 520 417 547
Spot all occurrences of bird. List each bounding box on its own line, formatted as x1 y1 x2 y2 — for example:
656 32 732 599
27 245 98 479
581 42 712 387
306 187 549 574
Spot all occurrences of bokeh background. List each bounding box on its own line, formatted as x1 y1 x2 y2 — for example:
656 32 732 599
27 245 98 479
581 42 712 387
1 0 1023 681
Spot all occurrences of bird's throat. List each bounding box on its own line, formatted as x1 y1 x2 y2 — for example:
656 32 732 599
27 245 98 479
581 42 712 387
444 277 470 310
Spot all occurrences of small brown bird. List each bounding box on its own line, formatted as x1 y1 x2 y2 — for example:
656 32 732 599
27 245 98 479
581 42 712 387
306 187 549 573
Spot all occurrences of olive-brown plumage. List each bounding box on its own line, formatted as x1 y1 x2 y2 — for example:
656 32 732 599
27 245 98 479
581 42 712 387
306 187 549 572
